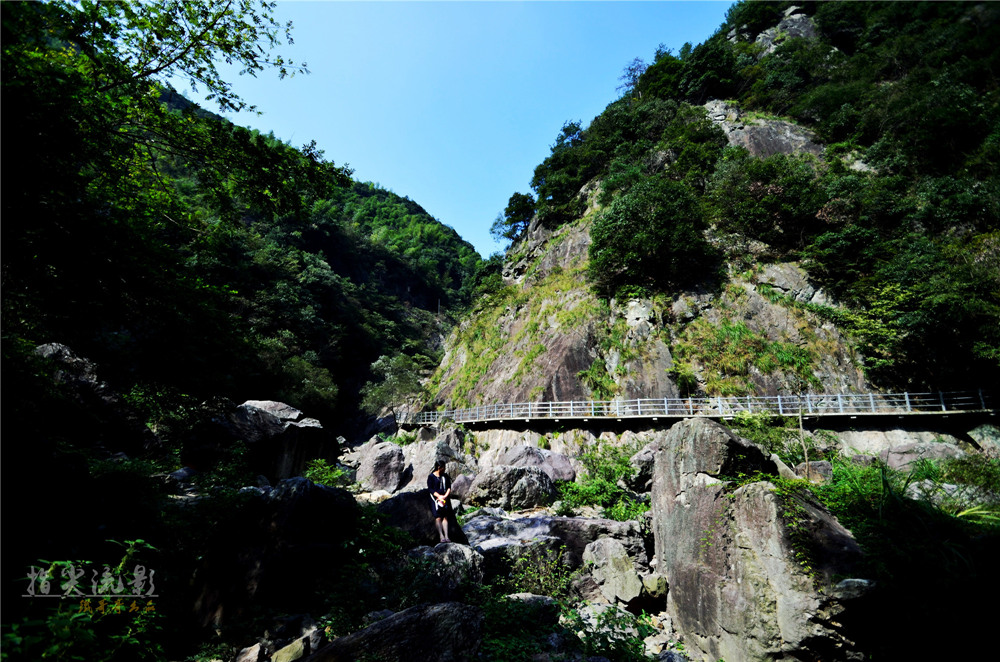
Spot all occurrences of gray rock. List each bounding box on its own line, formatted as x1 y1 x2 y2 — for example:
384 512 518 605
627 444 658 492
376 490 469 547
880 441 965 471
475 429 545 469
704 99 824 159
651 419 866 662
756 262 831 306
407 543 485 597
754 9 818 57
450 474 475 501
306 602 483 662
229 400 332 482
466 465 558 510
501 445 576 482
642 573 668 600
794 460 833 483
462 511 649 573
904 479 998 508
583 537 643 605
968 423 1000 453
834 428 966 459
235 643 263 662
356 441 405 493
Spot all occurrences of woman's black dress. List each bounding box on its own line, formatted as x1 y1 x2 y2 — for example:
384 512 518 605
427 472 452 518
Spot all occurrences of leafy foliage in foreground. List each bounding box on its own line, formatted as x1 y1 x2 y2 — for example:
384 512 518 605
558 441 649 522
2 0 482 432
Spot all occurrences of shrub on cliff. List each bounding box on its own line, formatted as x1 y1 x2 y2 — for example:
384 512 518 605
588 177 716 298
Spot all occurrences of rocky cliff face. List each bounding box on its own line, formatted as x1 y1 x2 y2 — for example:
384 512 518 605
431 216 605 407
430 179 868 409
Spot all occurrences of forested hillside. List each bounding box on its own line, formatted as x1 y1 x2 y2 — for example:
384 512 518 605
482 0 999 394
2 3 481 655
2 0 481 432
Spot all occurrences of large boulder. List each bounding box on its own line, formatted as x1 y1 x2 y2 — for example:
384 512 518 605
474 429 546 470
501 445 576 482
305 602 483 662
834 428 967 461
376 490 469 547
626 443 658 492
879 441 965 471
356 441 406 492
407 543 485 599
462 510 650 582
229 400 333 482
466 465 558 510
651 419 867 662
192 478 360 627
583 537 643 606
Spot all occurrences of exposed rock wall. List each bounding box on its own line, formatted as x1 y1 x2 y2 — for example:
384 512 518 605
431 185 869 408
704 99 825 158
651 419 867 662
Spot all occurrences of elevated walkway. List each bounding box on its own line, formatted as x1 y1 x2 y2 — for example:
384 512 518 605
401 390 996 427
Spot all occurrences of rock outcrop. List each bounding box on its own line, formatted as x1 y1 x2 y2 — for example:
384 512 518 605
466 465 558 510
582 537 643 606
651 419 867 662
754 5 819 57
229 400 333 482
356 440 405 492
407 543 485 599
500 445 576 482
192 477 360 628
705 99 824 158
305 602 484 662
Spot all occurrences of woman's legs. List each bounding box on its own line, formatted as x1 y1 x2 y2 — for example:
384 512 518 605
434 517 445 542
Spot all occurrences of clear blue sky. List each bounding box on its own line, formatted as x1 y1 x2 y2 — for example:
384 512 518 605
178 1 734 257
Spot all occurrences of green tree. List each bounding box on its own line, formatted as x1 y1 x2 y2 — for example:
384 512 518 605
588 177 715 298
360 355 426 427
707 147 824 251
490 191 536 245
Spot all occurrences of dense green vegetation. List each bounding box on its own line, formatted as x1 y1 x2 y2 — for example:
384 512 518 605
503 0 1000 391
3 0 481 428
557 440 650 522
2 2 479 658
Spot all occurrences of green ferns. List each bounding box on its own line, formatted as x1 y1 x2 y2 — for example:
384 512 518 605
673 318 820 396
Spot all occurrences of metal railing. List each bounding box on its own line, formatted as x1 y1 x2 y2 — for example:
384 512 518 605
401 390 995 426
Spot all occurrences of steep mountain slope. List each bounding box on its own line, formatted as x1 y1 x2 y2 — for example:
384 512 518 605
430 0 999 409
2 0 482 432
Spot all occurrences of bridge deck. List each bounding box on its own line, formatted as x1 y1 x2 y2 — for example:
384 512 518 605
402 390 996 426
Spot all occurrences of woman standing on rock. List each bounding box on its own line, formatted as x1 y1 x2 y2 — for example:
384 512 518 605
428 460 452 543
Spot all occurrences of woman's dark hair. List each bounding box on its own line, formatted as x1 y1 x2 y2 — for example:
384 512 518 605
434 459 447 471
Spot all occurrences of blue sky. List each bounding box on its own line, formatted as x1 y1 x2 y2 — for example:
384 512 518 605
178 1 734 256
